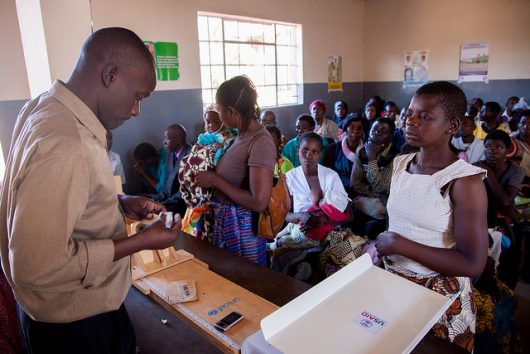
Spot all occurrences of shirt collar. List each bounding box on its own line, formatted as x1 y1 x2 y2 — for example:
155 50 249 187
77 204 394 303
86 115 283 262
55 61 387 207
50 80 108 148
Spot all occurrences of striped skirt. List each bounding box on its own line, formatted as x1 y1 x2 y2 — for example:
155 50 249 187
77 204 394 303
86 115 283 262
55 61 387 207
212 202 266 266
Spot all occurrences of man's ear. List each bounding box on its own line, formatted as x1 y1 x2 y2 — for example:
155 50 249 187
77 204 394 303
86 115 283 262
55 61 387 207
102 64 119 87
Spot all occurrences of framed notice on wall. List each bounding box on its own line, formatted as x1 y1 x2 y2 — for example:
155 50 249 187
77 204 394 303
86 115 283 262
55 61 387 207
327 55 343 92
459 42 489 83
403 50 429 87
144 41 180 81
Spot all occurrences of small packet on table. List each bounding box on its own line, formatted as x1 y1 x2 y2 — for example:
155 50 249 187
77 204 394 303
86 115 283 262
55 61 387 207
167 280 198 304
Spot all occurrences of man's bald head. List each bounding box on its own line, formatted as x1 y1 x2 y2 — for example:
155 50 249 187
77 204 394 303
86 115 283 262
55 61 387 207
67 27 157 131
75 27 154 73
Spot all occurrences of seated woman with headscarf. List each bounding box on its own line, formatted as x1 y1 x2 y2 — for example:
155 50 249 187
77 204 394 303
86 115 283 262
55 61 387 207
310 99 339 141
350 117 398 239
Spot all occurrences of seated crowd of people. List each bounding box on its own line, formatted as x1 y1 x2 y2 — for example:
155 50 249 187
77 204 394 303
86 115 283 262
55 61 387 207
111 76 528 353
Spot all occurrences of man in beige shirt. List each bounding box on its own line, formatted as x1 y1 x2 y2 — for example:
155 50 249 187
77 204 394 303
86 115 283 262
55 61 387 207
0 28 180 354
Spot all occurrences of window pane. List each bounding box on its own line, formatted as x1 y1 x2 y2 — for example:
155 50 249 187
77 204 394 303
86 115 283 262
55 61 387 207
201 66 211 88
246 66 265 86
264 66 276 85
226 65 241 80
278 85 297 105
238 22 253 42
250 23 264 43
277 46 290 65
224 20 238 41
251 45 265 65
239 44 252 64
277 65 287 85
257 86 276 107
225 43 239 65
264 45 275 65
276 25 292 45
199 42 210 65
263 23 275 43
210 42 224 65
208 17 222 41
202 89 213 105
211 65 225 89
198 16 209 41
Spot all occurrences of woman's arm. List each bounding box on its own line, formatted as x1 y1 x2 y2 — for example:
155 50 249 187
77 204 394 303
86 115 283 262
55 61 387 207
376 174 488 277
196 166 273 213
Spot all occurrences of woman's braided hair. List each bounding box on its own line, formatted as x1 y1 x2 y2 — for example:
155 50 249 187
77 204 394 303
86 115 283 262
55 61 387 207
216 75 260 131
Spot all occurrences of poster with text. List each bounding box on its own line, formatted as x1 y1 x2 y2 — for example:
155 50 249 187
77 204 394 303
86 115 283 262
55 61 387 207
403 50 429 87
144 41 179 81
459 42 489 83
328 55 343 92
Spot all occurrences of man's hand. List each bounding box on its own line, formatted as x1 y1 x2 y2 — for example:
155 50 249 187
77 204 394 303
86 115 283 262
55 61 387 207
138 214 181 250
119 195 166 220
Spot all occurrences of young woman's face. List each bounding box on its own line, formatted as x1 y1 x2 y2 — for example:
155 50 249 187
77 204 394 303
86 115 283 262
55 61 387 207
295 119 314 136
365 105 377 120
297 139 321 168
346 121 364 145
484 139 507 163
204 111 222 132
519 115 530 136
384 106 400 119
335 102 346 118
216 103 238 128
311 105 325 120
369 121 393 146
405 94 455 148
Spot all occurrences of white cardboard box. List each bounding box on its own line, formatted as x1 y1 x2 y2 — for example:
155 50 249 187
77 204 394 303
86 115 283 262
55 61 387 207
261 254 456 354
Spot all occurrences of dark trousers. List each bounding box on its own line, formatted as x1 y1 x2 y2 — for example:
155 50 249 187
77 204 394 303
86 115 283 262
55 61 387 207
18 304 136 354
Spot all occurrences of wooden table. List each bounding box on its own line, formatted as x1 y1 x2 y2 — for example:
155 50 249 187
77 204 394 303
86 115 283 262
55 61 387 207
127 232 467 354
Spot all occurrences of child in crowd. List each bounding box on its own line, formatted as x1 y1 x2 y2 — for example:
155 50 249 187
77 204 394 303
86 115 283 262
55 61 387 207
452 115 485 164
384 101 400 126
197 104 237 164
502 96 520 131
133 142 163 194
282 114 329 167
474 101 510 139
392 106 408 151
268 132 352 252
333 100 349 128
261 110 287 149
375 81 488 352
260 110 277 126
265 126 294 176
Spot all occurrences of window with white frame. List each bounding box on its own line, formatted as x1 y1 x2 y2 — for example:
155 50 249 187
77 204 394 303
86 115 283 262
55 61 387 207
197 12 303 108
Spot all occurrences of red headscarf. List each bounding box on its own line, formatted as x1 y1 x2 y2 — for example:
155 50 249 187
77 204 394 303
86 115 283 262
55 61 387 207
309 99 326 114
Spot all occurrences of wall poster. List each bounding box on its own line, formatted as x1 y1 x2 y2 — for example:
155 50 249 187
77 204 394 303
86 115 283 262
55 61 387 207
459 42 489 83
145 41 180 81
328 55 343 92
403 50 429 87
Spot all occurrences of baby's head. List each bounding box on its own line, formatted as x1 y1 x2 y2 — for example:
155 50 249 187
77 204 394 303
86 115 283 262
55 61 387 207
203 104 223 133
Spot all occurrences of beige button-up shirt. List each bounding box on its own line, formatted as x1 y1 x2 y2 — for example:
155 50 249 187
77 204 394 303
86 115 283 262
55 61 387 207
0 81 131 323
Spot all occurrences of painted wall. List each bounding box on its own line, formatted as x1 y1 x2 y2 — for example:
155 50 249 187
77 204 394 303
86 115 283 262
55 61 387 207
0 0 30 101
361 0 530 108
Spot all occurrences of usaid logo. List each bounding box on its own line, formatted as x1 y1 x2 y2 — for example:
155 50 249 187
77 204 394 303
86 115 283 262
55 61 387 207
354 310 388 334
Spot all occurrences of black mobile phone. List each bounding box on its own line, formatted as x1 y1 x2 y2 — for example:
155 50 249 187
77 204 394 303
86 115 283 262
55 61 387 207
213 311 244 332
